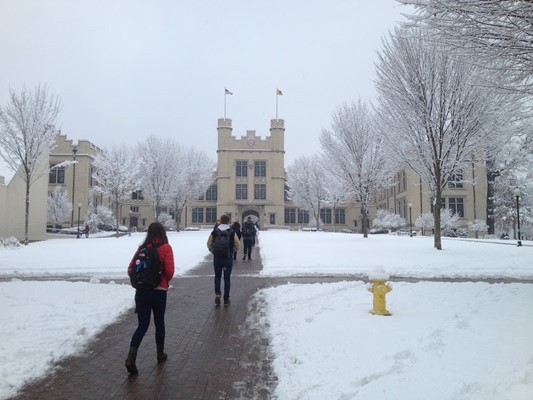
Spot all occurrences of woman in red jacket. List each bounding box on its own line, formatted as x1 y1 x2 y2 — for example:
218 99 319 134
125 222 175 375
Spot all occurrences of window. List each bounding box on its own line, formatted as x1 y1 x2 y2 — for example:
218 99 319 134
448 171 464 188
236 160 248 177
49 164 65 184
192 207 204 223
254 184 266 200
335 209 346 224
236 184 248 200
284 185 291 201
130 206 139 213
270 213 276 225
320 208 332 224
206 185 217 201
284 208 296 224
254 160 266 177
298 209 309 224
132 190 144 200
396 170 407 193
448 197 465 217
206 207 217 223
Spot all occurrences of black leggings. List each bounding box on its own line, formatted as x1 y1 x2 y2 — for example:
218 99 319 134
130 289 167 349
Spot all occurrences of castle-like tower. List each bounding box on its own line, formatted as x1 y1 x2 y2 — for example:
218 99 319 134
214 118 286 227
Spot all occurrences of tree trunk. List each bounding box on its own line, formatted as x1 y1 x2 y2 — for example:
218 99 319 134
486 170 500 235
434 188 442 250
115 199 120 238
362 206 368 238
24 179 30 246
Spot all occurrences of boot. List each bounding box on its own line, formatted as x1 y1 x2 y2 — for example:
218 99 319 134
157 345 168 363
125 346 138 375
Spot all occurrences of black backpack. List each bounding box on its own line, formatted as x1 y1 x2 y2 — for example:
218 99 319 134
130 244 162 289
213 228 232 257
242 223 255 237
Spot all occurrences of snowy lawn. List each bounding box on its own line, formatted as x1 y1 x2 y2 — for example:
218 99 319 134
0 230 532 400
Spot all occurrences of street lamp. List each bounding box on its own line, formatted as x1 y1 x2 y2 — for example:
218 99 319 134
71 147 77 227
513 188 522 247
408 202 413 236
77 202 81 239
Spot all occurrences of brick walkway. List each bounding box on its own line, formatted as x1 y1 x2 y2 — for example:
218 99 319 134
11 246 278 400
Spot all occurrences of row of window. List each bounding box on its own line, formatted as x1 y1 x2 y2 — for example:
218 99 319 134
284 208 346 224
236 160 267 177
192 207 218 224
236 184 266 200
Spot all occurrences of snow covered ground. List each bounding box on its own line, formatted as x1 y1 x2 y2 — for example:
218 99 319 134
0 230 532 400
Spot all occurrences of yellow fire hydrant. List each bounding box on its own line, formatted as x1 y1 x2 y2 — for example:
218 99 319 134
367 270 392 316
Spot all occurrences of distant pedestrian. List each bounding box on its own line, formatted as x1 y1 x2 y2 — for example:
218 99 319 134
231 221 242 260
241 216 256 261
125 222 175 375
207 215 239 306
84 224 90 238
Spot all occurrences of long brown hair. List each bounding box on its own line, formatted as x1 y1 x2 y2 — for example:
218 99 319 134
140 222 169 248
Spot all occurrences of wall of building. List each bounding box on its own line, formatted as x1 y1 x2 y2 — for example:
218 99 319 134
0 158 49 242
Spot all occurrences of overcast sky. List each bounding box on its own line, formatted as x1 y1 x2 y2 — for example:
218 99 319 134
1 0 412 165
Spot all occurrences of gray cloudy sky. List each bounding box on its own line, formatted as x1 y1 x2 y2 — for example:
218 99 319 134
0 0 412 165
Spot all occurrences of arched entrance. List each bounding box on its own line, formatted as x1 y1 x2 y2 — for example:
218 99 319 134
242 209 260 229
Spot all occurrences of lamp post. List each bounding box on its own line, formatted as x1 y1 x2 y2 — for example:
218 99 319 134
408 202 413 236
71 147 77 227
76 202 81 239
513 188 522 247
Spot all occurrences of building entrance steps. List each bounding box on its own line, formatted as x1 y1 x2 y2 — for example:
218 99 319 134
11 245 277 400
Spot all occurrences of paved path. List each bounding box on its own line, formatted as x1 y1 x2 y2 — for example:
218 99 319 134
11 246 278 400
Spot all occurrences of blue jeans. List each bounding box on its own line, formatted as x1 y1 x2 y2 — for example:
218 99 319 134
213 256 233 300
243 238 253 259
130 289 167 349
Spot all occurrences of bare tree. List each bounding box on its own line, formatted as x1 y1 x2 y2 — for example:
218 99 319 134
399 0 533 95
92 143 139 237
0 84 61 244
169 147 215 230
286 155 327 231
47 186 72 227
320 101 392 237
137 136 180 220
375 29 512 249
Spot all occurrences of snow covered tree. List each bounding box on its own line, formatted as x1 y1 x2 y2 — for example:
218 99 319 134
468 219 488 239
372 209 406 231
137 136 180 220
83 188 100 233
320 100 393 237
158 212 175 231
399 0 533 95
286 155 327 231
440 209 460 230
47 186 72 227
322 169 352 232
96 205 115 227
375 28 514 249
0 84 61 244
415 212 434 236
92 143 139 236
169 147 215 230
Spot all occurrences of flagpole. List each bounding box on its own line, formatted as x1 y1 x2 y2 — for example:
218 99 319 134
224 91 227 119
276 92 278 119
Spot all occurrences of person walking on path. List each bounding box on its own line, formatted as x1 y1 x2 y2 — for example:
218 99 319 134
84 224 90 238
125 222 175 375
207 214 239 306
241 216 256 261
231 221 242 260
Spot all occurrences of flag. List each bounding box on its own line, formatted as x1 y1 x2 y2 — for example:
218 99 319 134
276 88 283 96
225 88 233 95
